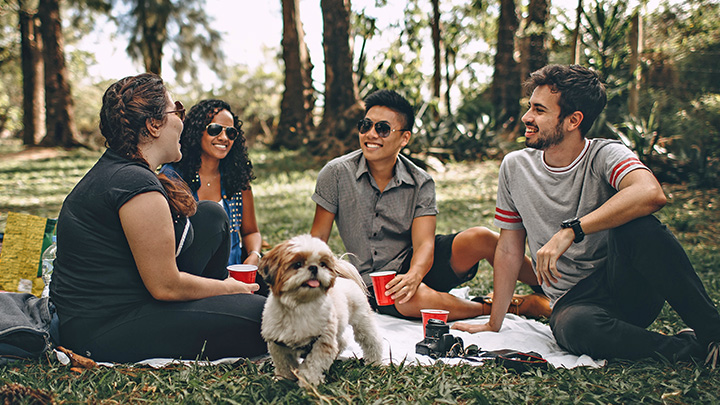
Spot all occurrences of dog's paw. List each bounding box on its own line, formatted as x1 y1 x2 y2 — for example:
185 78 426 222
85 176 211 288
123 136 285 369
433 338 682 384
296 369 325 388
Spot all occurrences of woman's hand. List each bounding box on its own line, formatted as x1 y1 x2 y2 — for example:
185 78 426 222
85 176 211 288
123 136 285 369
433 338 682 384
224 277 259 294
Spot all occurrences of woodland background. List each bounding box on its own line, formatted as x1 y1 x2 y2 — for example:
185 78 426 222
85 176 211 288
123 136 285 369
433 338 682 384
0 0 718 188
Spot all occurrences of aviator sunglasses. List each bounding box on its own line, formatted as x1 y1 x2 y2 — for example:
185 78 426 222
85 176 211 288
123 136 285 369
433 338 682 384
165 101 186 121
357 118 408 138
205 123 239 141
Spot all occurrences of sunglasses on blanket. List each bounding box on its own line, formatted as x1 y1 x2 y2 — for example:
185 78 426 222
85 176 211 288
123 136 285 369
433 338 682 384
205 123 239 141
357 118 409 138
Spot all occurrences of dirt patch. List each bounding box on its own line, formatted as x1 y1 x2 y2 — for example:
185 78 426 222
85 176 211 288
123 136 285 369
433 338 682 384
0 147 65 162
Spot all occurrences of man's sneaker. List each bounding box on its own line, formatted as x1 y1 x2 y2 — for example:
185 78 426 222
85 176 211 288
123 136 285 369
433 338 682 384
706 342 719 369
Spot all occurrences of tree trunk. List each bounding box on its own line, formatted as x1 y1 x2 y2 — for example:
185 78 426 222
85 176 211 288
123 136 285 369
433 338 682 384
628 10 641 118
491 0 520 133
571 0 582 64
313 0 363 158
37 0 81 147
19 0 45 146
525 0 548 76
431 0 442 101
276 0 315 150
135 0 170 75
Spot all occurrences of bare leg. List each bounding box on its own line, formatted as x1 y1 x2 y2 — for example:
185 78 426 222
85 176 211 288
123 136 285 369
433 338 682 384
394 283 490 320
450 226 537 287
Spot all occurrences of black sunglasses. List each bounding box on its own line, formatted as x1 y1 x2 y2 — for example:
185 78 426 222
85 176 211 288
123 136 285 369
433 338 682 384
165 100 185 121
357 118 408 138
205 123 239 141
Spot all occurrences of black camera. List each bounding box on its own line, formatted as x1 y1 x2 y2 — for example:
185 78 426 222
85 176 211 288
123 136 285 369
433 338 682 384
415 318 464 359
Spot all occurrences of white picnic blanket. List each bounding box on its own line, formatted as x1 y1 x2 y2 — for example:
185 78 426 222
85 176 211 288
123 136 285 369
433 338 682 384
55 288 605 369
339 311 605 369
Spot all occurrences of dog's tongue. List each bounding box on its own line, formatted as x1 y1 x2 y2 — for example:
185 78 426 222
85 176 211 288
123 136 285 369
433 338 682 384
306 279 320 288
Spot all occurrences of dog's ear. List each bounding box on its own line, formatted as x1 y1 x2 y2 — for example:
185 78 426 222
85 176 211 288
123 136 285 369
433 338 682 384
258 241 287 287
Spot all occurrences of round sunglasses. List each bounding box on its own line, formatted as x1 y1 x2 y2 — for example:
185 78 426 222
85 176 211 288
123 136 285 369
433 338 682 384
205 123 239 141
357 118 408 138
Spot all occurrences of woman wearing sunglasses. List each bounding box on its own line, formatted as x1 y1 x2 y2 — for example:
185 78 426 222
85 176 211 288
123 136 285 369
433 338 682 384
161 99 263 272
52 74 266 363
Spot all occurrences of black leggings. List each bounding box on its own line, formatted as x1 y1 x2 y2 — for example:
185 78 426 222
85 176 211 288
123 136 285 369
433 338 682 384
59 201 267 363
550 215 720 361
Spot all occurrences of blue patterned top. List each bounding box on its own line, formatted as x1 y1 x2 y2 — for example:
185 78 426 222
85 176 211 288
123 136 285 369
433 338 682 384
160 163 244 265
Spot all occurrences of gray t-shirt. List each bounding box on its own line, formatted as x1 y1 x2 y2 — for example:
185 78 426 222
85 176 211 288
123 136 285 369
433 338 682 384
312 150 438 285
494 138 649 304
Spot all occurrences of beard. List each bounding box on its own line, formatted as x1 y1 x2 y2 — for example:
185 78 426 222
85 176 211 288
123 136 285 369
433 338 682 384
525 120 565 150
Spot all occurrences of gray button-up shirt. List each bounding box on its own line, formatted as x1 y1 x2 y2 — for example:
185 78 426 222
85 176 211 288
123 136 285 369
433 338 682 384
312 150 438 286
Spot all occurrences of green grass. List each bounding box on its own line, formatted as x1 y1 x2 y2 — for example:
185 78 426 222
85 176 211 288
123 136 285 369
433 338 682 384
2 138 720 403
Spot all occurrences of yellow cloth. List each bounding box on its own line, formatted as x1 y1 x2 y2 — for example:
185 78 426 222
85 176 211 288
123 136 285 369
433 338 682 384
0 212 48 296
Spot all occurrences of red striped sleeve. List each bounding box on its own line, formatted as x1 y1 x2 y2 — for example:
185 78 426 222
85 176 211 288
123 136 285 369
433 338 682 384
609 157 645 188
495 207 522 224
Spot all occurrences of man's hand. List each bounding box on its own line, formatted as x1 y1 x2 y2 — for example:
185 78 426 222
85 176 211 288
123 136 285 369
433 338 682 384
451 321 499 333
385 272 423 304
534 228 573 286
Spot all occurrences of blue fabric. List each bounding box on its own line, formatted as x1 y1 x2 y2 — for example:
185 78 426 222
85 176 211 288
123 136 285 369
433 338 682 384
160 164 244 265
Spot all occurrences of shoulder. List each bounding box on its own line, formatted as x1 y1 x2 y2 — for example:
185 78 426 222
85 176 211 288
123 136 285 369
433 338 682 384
500 148 540 170
397 154 433 183
318 150 363 177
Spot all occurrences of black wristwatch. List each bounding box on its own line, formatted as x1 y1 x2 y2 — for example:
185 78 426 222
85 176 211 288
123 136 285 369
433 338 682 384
561 217 585 243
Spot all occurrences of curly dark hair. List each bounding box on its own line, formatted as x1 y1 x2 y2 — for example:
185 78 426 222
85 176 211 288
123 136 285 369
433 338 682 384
99 72 196 217
175 99 255 196
523 65 607 136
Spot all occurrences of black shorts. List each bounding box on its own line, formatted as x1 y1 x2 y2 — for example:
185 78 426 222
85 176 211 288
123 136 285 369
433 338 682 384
371 233 479 319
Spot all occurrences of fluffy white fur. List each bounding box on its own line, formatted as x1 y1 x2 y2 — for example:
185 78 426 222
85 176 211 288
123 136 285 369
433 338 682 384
259 234 383 387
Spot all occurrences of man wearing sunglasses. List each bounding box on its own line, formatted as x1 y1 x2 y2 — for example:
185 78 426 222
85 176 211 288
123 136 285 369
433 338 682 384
311 89 549 321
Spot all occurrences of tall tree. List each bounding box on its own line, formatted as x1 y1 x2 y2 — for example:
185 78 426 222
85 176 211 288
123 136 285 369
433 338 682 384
313 0 363 157
431 0 441 102
570 0 583 64
37 0 81 147
276 0 315 150
491 0 520 132
19 0 45 146
524 0 548 76
115 0 223 82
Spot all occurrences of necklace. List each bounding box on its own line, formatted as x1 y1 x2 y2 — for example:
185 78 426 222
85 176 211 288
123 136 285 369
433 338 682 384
200 173 220 187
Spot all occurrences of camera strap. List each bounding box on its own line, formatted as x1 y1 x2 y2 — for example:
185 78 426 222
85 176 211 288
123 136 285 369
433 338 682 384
461 347 549 371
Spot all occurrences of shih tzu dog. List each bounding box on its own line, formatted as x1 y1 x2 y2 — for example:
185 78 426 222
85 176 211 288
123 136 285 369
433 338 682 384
258 234 383 387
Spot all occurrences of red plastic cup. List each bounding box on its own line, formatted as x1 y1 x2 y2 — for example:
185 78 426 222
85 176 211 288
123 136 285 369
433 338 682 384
369 271 396 306
227 264 257 284
421 309 450 336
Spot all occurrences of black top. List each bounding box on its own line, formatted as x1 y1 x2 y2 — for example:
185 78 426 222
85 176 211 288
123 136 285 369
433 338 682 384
51 150 168 321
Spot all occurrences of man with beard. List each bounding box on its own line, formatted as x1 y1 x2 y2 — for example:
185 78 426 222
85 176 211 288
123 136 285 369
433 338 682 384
453 64 720 367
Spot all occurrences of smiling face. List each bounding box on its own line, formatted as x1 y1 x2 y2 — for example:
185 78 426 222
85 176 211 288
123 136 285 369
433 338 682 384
359 106 411 166
521 85 567 150
200 109 235 162
259 235 339 306
158 93 184 163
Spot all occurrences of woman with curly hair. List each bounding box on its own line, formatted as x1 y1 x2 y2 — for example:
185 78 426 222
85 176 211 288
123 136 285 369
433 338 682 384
51 74 266 363
161 99 263 268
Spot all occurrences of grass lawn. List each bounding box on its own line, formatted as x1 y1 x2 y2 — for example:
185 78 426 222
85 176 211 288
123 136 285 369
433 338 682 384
1 138 719 403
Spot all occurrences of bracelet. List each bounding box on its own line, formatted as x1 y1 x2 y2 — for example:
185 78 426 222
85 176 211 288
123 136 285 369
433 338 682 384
249 250 263 259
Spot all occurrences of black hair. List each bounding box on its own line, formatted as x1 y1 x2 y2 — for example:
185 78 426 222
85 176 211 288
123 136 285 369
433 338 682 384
523 64 607 136
363 89 415 131
174 99 255 196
